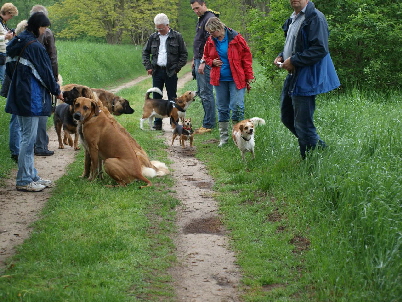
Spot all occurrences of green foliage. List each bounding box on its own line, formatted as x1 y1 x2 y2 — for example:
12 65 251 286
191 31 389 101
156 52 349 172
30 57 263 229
247 0 402 91
48 0 180 44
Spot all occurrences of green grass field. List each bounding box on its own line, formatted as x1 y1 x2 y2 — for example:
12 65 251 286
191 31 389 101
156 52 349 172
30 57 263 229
0 41 401 301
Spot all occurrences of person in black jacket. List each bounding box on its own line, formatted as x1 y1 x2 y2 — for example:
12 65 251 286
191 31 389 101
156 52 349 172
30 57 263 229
142 13 188 130
5 12 63 192
190 0 219 134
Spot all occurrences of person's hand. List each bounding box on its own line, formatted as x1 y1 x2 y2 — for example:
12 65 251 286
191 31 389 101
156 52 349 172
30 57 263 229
274 56 283 67
5 31 14 40
282 58 295 73
198 63 205 75
212 59 223 67
147 69 153 75
57 92 64 101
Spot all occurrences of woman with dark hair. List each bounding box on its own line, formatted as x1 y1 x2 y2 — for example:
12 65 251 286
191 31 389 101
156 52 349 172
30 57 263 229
5 12 63 192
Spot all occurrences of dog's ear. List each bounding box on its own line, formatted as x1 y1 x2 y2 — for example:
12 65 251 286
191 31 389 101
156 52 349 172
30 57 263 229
91 101 100 116
239 124 244 132
63 87 80 105
82 87 93 99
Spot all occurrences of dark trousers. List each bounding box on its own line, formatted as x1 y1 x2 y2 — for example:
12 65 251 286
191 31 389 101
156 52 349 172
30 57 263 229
152 67 178 125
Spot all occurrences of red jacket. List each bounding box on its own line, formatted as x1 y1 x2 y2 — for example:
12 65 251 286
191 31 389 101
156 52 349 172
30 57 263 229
203 28 254 89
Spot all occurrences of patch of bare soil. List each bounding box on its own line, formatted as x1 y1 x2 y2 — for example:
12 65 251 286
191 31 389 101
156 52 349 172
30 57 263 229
0 72 242 301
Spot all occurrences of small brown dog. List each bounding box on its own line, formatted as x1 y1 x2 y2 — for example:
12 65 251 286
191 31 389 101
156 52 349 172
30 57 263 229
72 97 155 188
171 118 194 148
140 87 196 130
232 117 266 160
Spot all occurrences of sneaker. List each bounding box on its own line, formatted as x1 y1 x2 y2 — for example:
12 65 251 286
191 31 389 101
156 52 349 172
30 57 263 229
152 124 162 130
16 181 46 192
195 127 212 134
36 178 53 187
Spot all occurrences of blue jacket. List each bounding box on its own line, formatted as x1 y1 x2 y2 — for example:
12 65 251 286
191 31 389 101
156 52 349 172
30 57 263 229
281 1 340 96
5 30 60 117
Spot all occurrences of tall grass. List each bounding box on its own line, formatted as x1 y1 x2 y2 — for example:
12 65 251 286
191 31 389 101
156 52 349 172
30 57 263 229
0 41 401 301
185 67 402 301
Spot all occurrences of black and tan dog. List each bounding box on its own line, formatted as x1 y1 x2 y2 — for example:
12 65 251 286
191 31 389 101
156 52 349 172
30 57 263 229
171 118 194 148
72 97 166 188
92 88 134 116
53 86 94 150
140 87 196 130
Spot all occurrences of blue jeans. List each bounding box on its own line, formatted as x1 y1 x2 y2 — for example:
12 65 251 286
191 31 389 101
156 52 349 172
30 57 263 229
0 53 5 84
194 59 216 129
152 67 178 126
9 114 21 156
280 74 325 158
16 116 40 186
35 116 50 153
214 81 245 122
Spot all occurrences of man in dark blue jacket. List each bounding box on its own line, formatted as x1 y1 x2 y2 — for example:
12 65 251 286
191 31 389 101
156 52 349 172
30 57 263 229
274 0 340 159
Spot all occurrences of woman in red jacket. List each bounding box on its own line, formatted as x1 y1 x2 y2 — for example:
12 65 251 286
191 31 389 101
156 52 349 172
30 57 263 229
203 17 254 147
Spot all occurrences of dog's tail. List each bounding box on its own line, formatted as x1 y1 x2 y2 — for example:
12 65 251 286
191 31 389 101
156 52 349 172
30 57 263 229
142 160 170 178
249 117 266 127
150 160 170 176
146 87 163 99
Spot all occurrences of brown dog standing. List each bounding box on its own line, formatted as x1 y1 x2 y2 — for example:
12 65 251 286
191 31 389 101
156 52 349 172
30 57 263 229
72 97 153 188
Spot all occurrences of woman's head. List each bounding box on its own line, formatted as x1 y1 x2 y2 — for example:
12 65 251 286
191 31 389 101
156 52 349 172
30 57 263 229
27 12 50 37
205 17 226 38
1 3 18 21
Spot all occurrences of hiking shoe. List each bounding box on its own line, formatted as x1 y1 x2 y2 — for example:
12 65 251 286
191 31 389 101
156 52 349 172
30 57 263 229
11 154 18 163
34 150 54 156
195 127 212 134
152 124 162 130
16 181 46 192
36 178 53 187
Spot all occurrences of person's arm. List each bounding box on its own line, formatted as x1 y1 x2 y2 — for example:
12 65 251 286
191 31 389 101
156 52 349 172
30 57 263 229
42 29 58 80
142 35 153 74
291 16 329 67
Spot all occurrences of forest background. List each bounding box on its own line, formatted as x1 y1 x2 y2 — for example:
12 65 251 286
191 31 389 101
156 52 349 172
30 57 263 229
7 0 402 92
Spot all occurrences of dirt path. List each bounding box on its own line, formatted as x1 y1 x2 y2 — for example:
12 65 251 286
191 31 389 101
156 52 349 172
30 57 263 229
0 72 242 301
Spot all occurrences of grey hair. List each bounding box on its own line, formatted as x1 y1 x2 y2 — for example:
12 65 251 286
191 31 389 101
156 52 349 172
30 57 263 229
30 5 48 17
154 13 169 25
205 17 225 33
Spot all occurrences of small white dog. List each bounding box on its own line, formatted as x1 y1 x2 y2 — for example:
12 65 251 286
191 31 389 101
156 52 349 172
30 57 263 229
232 117 266 160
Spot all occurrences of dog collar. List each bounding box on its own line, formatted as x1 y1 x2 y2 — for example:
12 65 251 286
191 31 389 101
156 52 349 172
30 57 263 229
241 136 251 141
170 100 185 112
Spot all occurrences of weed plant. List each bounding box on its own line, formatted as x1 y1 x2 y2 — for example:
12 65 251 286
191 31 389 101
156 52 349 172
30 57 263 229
0 41 401 301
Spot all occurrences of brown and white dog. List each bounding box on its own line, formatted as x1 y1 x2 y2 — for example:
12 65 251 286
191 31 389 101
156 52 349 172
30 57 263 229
140 87 196 130
232 117 266 160
72 97 168 188
171 118 194 148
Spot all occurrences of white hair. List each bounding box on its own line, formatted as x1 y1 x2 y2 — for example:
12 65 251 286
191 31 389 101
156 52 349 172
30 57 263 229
15 19 28 35
30 5 48 17
154 13 169 25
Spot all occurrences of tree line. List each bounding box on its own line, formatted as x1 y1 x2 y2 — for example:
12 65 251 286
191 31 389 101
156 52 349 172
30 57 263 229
7 0 401 90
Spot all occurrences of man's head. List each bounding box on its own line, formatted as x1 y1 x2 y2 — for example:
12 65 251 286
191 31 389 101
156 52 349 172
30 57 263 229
290 0 309 14
190 1 208 17
30 5 48 17
154 13 170 35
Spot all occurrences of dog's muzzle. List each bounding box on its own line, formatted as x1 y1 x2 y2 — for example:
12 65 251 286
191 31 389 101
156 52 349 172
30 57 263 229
73 112 82 121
